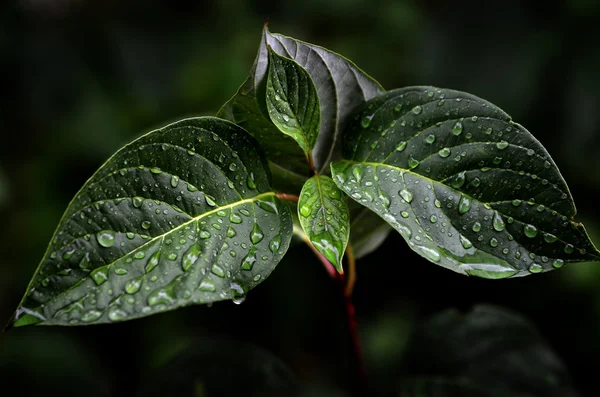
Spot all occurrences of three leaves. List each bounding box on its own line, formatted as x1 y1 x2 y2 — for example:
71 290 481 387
10 27 599 327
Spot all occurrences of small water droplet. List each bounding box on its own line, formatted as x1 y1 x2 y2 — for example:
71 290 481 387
452 120 463 135
472 222 481 232
400 211 409 218
399 189 413 203
552 259 564 268
230 212 243 224
82 310 102 322
199 278 216 292
133 197 143 208
496 141 509 150
411 105 422 115
269 234 281 254
418 246 440 262
141 221 152 230
353 166 363 183
529 263 543 273
205 195 217 207
361 114 373 128
408 155 419 169
250 223 264 244
182 244 202 271
199 230 211 239
564 244 574 254
126 278 142 294
170 175 179 188
211 264 226 277
91 267 108 285
493 212 505 231
241 247 257 271
429 215 438 223
300 204 312 217
395 141 407 152
544 233 557 243
168 253 177 261
460 235 473 249
512 199 522 207
489 238 498 247
439 147 451 158
227 226 237 238
450 171 466 189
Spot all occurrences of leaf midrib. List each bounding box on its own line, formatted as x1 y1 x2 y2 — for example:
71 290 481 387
27 192 278 311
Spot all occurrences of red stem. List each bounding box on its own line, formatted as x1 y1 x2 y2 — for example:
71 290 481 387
305 240 367 395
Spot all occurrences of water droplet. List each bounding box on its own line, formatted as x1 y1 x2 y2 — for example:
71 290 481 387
300 204 312 217
91 267 108 285
205 195 217 207
429 215 437 223
495 140 509 150
199 230 211 239
395 141 407 151
228 163 238 172
553 259 564 268
227 226 237 238
399 189 413 203
489 238 498 247
182 244 202 271
126 278 142 294
134 251 145 260
170 175 179 188
458 195 472 214
400 211 409 218
250 223 264 244
96 230 116 248
353 166 363 183
471 178 481 187
564 244 574 254
544 233 557 243
411 105 422 115
418 246 440 262
241 247 257 271
512 199 522 207
247 173 257 189
141 221 151 230
230 212 243 224
379 191 391 208
133 196 143 208
529 263 543 273
449 171 466 189
168 253 177 261
148 287 176 306
460 235 473 249
199 278 216 292
472 222 481 232
524 224 538 238
425 134 435 144
145 251 160 273
82 310 102 322
452 121 463 135
492 212 505 231
269 234 281 254
408 155 419 169
211 264 226 277
439 148 451 158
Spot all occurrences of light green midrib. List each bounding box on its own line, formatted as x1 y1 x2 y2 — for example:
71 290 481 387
335 160 600 258
19 192 278 314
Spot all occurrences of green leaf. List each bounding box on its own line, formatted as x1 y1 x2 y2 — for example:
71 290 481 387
298 175 349 272
218 27 384 188
349 202 392 259
332 86 600 279
266 47 320 154
10 117 293 327
398 305 579 397
137 338 302 397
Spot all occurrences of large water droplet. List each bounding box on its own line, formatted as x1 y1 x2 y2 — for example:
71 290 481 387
148 287 176 306
230 212 243 224
395 141 407 152
199 230 211 239
145 251 160 273
250 223 264 244
205 195 217 207
489 238 498 247
170 175 179 188
450 171 466 189
353 166 363 183
379 191 391 208
241 247 257 271
211 264 226 277
524 224 538 238
553 259 564 268
417 246 441 262
125 278 142 294
439 148 451 158
452 120 463 135
182 244 202 271
460 235 473 249
544 233 557 243
411 105 422 115
496 141 509 150
269 234 281 254
529 263 543 273
108 308 127 322
408 155 419 169
133 196 143 208
472 222 481 232
247 173 257 189
199 278 216 292
91 267 108 285
564 244 574 254
493 212 505 231
230 282 246 305
227 226 237 238
96 230 116 248
425 133 435 144
458 195 472 214
300 204 312 217
399 189 413 203
81 310 102 322
141 221 152 230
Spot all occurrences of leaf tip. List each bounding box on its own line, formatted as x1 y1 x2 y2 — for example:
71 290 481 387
263 17 269 29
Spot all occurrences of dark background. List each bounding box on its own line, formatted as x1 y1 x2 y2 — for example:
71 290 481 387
1 0 600 395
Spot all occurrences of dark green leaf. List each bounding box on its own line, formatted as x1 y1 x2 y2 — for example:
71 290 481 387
11 117 292 327
332 86 599 278
218 27 384 188
349 202 392 259
298 175 349 272
266 48 320 154
398 305 579 397
137 338 302 397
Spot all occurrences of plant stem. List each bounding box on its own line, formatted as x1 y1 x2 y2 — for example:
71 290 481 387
303 239 367 395
307 152 316 176
275 193 300 202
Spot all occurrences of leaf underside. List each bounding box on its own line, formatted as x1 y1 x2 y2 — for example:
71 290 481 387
266 48 320 154
332 86 599 279
11 117 293 326
298 176 350 272
218 27 384 189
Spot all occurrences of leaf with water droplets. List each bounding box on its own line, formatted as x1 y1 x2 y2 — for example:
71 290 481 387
266 47 320 154
298 176 349 273
10 117 293 327
218 26 384 189
332 86 600 279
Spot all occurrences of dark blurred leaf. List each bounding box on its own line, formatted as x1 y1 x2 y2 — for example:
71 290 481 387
218 26 384 190
398 304 579 397
298 175 349 272
266 48 320 154
11 117 293 326
348 202 391 259
332 86 599 279
136 338 302 397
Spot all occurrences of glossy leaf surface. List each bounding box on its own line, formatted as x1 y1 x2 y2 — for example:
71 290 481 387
298 175 349 272
218 27 384 187
332 86 599 278
266 48 320 154
11 117 292 326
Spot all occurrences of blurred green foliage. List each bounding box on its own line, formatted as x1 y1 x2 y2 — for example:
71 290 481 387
1 0 600 396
